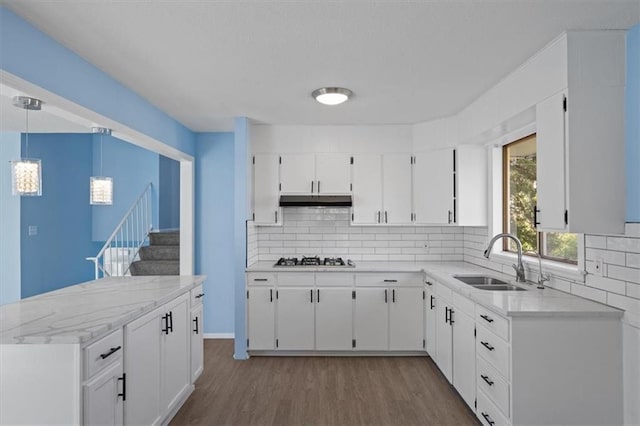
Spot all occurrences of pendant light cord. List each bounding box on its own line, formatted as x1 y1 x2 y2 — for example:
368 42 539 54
100 132 103 176
24 108 29 158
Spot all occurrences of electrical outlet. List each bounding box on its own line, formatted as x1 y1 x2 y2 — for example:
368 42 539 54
28 225 38 236
594 258 604 276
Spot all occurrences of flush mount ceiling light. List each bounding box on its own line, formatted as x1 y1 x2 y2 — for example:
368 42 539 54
90 127 113 205
11 96 43 197
312 87 353 106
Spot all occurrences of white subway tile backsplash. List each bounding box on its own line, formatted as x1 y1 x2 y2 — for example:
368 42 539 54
607 293 640 314
585 275 627 295
585 235 608 249
607 265 640 283
607 236 640 253
585 248 627 266
627 283 640 300
627 253 640 268
571 283 608 304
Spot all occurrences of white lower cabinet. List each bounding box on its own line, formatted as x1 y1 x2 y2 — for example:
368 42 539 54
424 283 436 356
276 287 315 350
247 286 276 350
354 287 389 350
83 360 124 426
124 292 191 426
190 303 204 384
389 287 424 350
315 287 353 350
434 284 453 382
451 299 476 410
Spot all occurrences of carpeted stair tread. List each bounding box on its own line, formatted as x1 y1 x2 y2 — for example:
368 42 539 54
130 260 179 276
149 231 180 246
139 245 180 261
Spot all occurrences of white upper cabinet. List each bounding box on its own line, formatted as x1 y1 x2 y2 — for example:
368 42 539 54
382 154 413 225
413 147 486 226
280 154 316 194
253 154 281 225
352 154 383 225
315 154 351 194
535 31 626 234
413 149 454 225
280 153 351 195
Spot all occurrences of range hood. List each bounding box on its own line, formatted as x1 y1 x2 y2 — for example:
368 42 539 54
279 195 352 207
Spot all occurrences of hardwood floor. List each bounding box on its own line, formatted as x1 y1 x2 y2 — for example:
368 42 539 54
171 340 480 426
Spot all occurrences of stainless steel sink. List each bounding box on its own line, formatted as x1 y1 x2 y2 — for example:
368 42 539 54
453 275 527 291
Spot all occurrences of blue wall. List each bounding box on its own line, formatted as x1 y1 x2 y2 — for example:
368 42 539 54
92 134 159 241
195 133 235 334
0 7 196 157
626 24 640 222
0 133 22 305
20 134 98 298
159 155 180 230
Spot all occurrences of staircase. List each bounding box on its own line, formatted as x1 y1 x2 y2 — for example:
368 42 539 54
130 231 180 276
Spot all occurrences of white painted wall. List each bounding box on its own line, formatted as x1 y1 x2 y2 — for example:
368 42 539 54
0 132 21 305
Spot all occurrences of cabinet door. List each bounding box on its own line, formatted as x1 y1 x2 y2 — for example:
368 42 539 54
536 91 567 231
389 287 424 350
276 287 315 350
315 288 353 350
425 286 437 356
435 302 453 383
382 154 413 225
354 288 389 350
452 308 476 410
124 307 163 426
247 287 276 350
316 154 351 194
280 154 316 194
253 154 281 225
352 154 382 224
161 294 190 415
190 304 204 383
413 150 454 224
84 361 124 426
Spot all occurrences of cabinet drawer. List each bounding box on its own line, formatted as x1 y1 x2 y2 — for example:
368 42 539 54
476 325 510 380
247 273 276 286
190 284 205 307
84 329 124 379
277 273 315 286
452 292 475 317
477 389 511 426
355 272 423 287
476 305 509 342
316 273 355 286
477 357 510 418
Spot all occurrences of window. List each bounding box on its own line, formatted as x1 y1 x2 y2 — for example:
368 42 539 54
502 134 577 264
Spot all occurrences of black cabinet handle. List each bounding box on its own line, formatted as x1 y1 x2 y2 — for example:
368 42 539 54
481 412 495 426
392 289 396 303
270 289 273 302
311 181 314 193
384 279 398 283
385 211 388 223
449 308 455 325
384 289 388 303
310 289 313 303
425 281 433 286
275 210 278 223
161 314 169 334
445 307 449 324
481 341 495 351
480 314 494 323
99 345 122 360
195 293 205 299
317 289 320 303
534 205 540 226
377 211 381 223
430 295 435 309
481 374 494 386
448 210 452 224
167 311 173 333
254 278 268 282
193 317 199 334
317 181 320 193
117 373 126 401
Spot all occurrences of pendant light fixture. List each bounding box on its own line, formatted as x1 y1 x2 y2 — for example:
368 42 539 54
11 96 43 196
90 127 113 205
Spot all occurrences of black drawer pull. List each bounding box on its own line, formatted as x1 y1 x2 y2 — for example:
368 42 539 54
392 289 396 303
480 314 494 323
193 317 199 334
100 345 122 359
253 278 268 282
481 412 495 426
317 289 320 303
449 308 454 324
270 289 273 302
161 314 169 334
384 279 398 283
168 311 174 333
481 341 495 351
425 281 433 286
310 289 313 303
481 374 494 386
195 293 205 299
117 373 126 401
384 289 388 303
430 295 435 309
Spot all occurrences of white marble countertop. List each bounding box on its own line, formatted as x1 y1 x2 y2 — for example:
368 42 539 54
0 275 206 345
247 261 623 319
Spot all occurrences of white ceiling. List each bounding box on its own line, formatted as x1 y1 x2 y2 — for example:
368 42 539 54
4 0 640 132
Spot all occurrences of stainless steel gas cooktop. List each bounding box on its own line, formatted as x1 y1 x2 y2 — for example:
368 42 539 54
274 256 355 267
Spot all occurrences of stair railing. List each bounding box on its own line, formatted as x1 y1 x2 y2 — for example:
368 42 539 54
87 183 153 279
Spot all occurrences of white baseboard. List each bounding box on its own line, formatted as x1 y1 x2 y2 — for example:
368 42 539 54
203 333 235 339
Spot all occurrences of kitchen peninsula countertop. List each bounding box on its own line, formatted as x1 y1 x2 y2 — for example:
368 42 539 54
247 261 623 319
0 275 206 345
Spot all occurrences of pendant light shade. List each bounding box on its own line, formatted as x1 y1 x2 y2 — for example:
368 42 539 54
11 96 43 196
90 127 113 205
